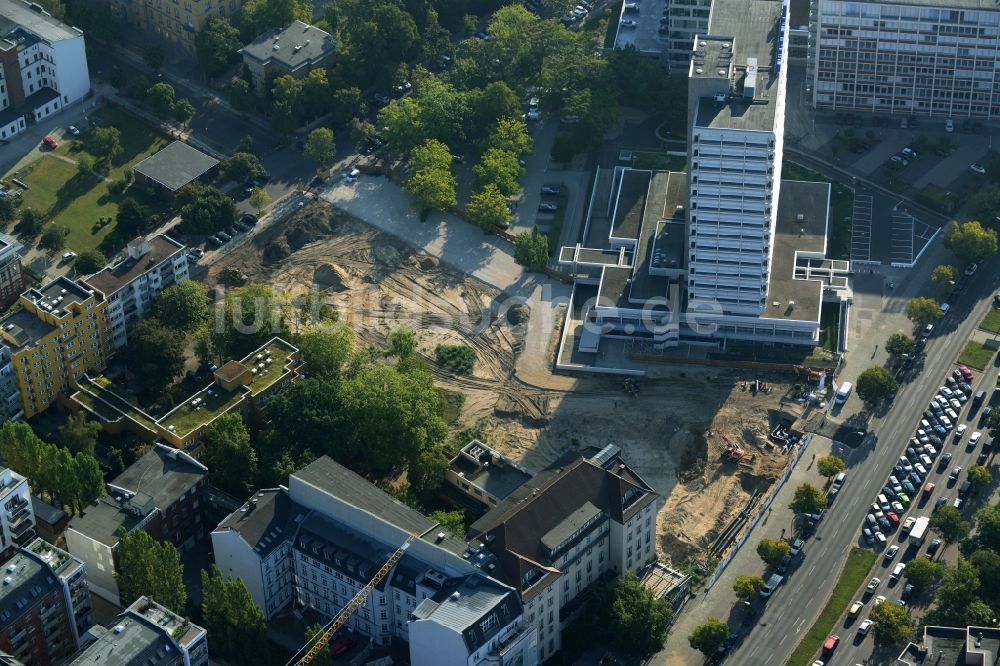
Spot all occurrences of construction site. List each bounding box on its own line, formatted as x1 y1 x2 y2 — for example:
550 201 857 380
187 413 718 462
205 200 815 568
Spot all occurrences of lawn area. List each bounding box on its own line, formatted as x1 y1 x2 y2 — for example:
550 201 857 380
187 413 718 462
980 308 1000 335
4 104 173 255
782 161 852 260
787 548 878 666
958 341 995 371
632 152 687 171
160 386 246 437
819 302 841 353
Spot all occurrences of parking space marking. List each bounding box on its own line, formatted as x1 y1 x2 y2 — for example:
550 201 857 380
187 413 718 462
891 213 915 263
851 194 874 262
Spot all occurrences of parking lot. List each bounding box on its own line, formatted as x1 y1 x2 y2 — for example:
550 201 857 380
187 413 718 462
850 191 873 263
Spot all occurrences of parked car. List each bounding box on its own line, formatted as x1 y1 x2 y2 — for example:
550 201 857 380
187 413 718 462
858 619 873 637
42 135 59 149
926 538 942 559
67 125 80 136
539 202 558 212
541 185 561 196
971 163 987 175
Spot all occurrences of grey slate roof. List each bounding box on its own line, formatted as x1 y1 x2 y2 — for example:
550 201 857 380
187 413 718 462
294 512 398 591
108 445 205 513
213 488 308 559
132 141 219 192
292 456 438 538
0 548 59 633
0 0 79 45
240 20 335 72
411 574 520 653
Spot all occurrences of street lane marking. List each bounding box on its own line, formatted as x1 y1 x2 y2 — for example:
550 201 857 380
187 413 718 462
795 617 806 633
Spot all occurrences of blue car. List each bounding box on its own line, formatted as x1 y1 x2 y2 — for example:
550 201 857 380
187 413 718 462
934 425 948 437
909 471 923 486
902 479 916 494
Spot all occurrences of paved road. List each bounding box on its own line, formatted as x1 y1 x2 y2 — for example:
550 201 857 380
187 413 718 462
731 260 1000 665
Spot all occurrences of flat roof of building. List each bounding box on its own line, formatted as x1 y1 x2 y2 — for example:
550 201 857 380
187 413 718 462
83 235 185 294
133 141 219 193
450 440 531 503
66 499 142 547
0 0 80 44
240 20 336 72
763 179 829 324
0 546 59 632
411 574 519 653
610 169 650 241
0 276 94 349
693 0 784 132
108 445 205 513
613 4 669 54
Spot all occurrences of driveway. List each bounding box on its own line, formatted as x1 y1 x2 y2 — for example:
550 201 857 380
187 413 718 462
318 177 573 388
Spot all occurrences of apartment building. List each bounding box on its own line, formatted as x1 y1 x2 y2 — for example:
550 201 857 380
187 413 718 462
0 277 108 419
0 538 93 665
110 0 244 52
468 445 658 661
0 347 21 423
70 596 208 666
665 0 712 68
212 456 539 666
0 235 23 309
240 20 336 95
72 337 302 452
811 0 1000 118
0 0 90 140
65 444 207 605
0 468 34 558
82 235 189 350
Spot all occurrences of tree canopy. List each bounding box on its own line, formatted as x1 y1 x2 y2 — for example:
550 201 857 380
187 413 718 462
902 557 943 593
856 366 898 405
513 228 549 270
968 464 992 489
869 600 912 645
756 538 790 567
295 324 355 377
211 282 287 359
789 483 826 515
179 185 236 235
74 249 106 275
733 575 765 599
466 184 510 231
195 17 242 76
931 264 957 285
126 319 187 396
406 139 457 212
929 505 970 545
152 280 210 334
816 455 845 479
906 297 943 327
115 529 186 612
204 414 257 498
59 412 101 456
201 566 269 664
943 220 998 264
885 333 916 357
222 152 267 184
688 618 730 657
592 572 673 657
304 127 337 166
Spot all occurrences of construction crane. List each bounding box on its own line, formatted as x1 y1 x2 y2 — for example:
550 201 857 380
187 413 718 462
287 534 416 666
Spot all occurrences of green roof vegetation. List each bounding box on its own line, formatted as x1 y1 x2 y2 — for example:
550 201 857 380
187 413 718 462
71 388 125 423
242 343 296 395
85 378 158 430
159 386 245 437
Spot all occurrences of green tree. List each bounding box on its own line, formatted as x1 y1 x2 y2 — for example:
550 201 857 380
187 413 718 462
228 79 256 112
968 464 992 489
222 152 267 184
330 87 366 125
473 148 523 196
513 228 549 270
885 333 916 357
296 324 354 376
789 483 826 515
406 140 457 212
0 196 18 223
126 319 187 395
487 118 532 157
929 505 971 547
86 126 122 163
146 82 176 115
212 282 287 359
74 249 106 275
142 44 165 69
970 549 1000 609
378 97 426 152
16 208 43 237
688 618 730 657
76 153 96 177
303 624 331 663
350 118 378 145
931 264 957 285
115 529 186 612
816 455 845 479
303 127 336 167
116 197 149 238
388 327 417 359
152 280 210 334
236 135 256 156
902 557 943 593
551 132 576 162
173 98 195 124
40 225 67 252
906 297 944 328
200 566 269 664
204 414 257 498
987 409 1000 439
733 575 765 599
592 572 673 657
178 186 236 235
429 510 465 537
195 16 242 76
467 184 510 231
249 187 270 215
409 447 449 503
756 538 791 567
74 452 105 514
109 65 126 89
238 0 311 39
943 220 998 264
126 75 150 100
926 558 983 626
977 504 1000 551
869 600 912 645
856 366 898 405
58 412 101 456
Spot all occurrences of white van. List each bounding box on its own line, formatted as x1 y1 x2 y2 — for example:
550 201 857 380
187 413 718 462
835 382 853 404
759 573 784 598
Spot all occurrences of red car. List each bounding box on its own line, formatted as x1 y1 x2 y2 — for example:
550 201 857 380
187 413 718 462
42 135 58 149
330 636 355 657
923 482 935 495
959 365 974 381
823 634 841 653
886 511 899 525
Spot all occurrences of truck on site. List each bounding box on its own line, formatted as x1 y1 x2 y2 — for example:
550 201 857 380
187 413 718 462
835 382 853 404
909 516 930 547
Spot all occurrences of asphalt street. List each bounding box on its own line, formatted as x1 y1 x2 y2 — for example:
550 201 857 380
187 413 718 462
731 261 1000 665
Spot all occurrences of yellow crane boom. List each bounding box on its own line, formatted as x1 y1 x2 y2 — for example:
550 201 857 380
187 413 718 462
291 534 416 666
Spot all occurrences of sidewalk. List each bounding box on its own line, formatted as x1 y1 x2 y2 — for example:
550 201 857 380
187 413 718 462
651 436 834 666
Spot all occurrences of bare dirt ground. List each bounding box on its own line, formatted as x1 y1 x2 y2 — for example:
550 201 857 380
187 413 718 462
205 201 798 566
